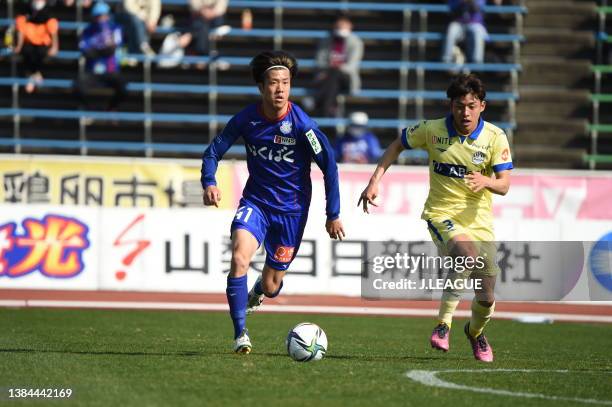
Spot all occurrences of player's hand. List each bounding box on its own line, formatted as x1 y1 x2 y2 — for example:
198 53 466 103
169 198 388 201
326 218 345 240
357 182 379 214
146 22 157 34
203 185 221 207
465 171 491 193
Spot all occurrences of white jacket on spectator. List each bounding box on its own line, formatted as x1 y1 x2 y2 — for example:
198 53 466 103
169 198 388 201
189 0 228 16
123 0 161 26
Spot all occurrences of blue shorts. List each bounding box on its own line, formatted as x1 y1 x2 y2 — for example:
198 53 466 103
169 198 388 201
230 198 308 271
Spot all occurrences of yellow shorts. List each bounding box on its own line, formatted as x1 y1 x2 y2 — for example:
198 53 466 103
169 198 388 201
425 215 499 276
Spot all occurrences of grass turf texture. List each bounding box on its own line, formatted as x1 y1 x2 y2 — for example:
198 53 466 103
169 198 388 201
0 308 610 406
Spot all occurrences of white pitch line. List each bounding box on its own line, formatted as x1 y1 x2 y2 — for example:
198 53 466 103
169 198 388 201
406 369 612 405
0 300 611 323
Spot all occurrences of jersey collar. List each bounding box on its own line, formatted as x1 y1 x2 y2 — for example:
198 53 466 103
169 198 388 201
445 114 484 140
257 101 292 123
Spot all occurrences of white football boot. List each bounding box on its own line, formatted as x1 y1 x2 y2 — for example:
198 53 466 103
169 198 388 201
234 328 252 354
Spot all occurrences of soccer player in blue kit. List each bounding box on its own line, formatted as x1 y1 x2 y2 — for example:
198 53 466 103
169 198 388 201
201 50 345 354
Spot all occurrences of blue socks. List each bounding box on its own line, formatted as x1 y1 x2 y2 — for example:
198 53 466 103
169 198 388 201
254 278 284 298
226 275 248 339
227 275 285 339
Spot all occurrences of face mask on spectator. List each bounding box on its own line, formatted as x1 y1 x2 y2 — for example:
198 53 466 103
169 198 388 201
348 126 367 137
333 29 351 38
31 0 46 11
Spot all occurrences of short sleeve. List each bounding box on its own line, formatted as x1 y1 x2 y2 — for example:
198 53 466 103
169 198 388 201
400 121 427 150
15 16 26 33
491 131 514 173
46 18 59 35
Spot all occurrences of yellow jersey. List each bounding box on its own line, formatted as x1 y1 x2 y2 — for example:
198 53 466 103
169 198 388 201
401 116 513 229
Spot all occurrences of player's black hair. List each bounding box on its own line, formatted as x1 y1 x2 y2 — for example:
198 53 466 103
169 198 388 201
250 50 298 84
446 74 487 102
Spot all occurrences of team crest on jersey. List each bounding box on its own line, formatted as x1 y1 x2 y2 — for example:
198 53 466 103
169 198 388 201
472 151 486 165
274 135 296 146
280 121 292 135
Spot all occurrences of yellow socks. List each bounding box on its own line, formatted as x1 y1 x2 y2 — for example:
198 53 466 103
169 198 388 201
437 291 460 328
469 298 495 337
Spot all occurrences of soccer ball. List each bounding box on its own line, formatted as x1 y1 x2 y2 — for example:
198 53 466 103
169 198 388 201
286 322 328 362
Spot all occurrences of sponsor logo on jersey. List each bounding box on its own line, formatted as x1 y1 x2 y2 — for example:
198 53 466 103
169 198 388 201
273 245 295 263
472 151 486 165
274 135 296 146
280 120 292 135
305 129 322 154
247 144 295 163
433 160 467 178
250 121 261 126
473 143 492 151
431 135 451 145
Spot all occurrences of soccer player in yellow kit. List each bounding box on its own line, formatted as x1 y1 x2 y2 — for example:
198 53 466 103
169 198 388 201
359 74 512 362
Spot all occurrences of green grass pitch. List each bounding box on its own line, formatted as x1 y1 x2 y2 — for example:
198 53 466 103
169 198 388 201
0 308 611 406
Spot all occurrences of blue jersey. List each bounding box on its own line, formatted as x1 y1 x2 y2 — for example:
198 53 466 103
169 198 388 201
201 102 340 220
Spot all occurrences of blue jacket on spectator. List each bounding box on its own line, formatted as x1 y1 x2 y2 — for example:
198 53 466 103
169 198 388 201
80 19 123 74
449 0 486 25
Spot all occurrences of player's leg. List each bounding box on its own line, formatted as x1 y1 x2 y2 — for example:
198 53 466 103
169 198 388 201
248 211 307 313
427 218 476 351
464 274 495 362
227 229 258 353
246 263 286 314
227 200 267 354
464 237 498 362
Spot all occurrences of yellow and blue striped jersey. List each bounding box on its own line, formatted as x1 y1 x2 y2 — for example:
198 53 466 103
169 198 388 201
401 115 513 225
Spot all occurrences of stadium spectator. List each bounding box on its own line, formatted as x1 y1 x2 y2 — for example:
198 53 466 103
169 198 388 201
115 0 160 56
74 2 127 111
441 0 502 65
14 0 59 93
359 74 513 362
335 112 382 164
47 0 92 7
312 14 364 117
201 50 344 354
177 0 229 66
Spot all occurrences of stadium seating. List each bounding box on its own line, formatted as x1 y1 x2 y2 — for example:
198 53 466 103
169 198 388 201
588 2 612 169
588 67 612 169
0 0 524 158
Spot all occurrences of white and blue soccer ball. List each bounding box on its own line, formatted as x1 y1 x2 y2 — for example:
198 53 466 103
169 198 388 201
286 322 328 362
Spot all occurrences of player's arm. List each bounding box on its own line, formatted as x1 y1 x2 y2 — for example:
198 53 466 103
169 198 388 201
466 130 513 195
357 138 403 212
466 170 511 195
200 118 240 207
305 127 345 240
359 123 427 213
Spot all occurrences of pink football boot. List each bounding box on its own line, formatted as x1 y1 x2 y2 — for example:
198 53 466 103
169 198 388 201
464 322 494 362
430 323 450 352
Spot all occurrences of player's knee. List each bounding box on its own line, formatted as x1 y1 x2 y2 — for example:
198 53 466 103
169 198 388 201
451 243 478 260
477 300 494 308
230 251 251 277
